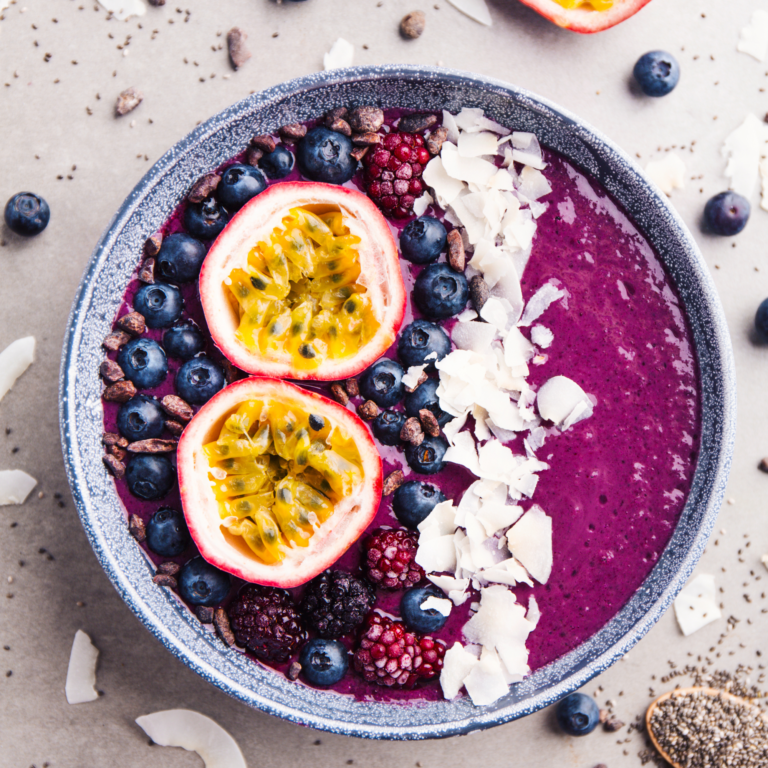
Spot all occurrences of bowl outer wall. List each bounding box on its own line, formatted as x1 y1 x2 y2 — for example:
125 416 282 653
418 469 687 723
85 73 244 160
59 64 736 740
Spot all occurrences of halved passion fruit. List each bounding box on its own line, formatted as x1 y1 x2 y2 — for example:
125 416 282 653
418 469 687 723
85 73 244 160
177 377 382 587
200 182 406 380
516 0 653 32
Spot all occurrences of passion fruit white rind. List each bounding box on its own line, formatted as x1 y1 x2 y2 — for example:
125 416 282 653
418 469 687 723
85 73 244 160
177 377 383 588
516 0 653 32
199 181 406 381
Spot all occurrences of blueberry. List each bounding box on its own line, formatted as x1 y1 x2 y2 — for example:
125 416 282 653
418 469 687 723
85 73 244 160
413 263 469 320
133 282 184 329
399 216 447 264
358 358 404 408
259 147 295 179
372 410 406 446
217 164 268 211
405 435 448 475
392 481 446 529
400 587 449 633
555 692 600 736
398 320 451 370
4 192 50 236
703 191 750 236
633 51 680 97
183 196 230 240
145 507 190 557
163 322 205 360
177 556 231 606
404 378 450 426
117 395 165 442
155 233 207 284
125 454 175 500
299 638 349 686
296 127 357 185
175 356 225 405
117 338 168 390
756 299 768 337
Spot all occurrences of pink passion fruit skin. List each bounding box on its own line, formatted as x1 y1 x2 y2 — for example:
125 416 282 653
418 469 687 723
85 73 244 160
177 376 383 588
517 0 654 32
199 181 406 381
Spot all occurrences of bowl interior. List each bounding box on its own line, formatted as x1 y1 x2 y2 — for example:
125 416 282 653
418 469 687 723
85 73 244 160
59 65 735 739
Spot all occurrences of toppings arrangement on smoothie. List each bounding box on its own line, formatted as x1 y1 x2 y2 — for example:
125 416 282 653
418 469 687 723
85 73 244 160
98 104 700 706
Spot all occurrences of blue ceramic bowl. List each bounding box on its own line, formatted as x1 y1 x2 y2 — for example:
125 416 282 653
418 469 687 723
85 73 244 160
59 65 735 739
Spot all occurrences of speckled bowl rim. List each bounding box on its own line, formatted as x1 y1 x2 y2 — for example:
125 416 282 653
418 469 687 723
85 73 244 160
59 65 736 740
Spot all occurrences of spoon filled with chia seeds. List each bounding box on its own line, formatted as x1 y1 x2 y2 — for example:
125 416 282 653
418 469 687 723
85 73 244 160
646 686 768 767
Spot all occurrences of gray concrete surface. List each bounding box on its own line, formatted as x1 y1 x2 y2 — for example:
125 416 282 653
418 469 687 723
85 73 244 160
1 0 767 766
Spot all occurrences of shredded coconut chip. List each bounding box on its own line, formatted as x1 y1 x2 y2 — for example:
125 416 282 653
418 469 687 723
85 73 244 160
97 0 146 20
0 336 35 403
674 574 722 637
0 470 37 506
65 630 99 704
645 153 686 196
737 10 768 61
446 0 492 25
722 113 768 197
323 38 354 70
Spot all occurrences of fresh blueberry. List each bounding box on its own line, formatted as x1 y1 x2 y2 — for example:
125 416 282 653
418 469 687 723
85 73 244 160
183 196 230 240
117 395 165 442
413 263 469 320
125 454 175 500
404 378 451 426
145 507 190 557
4 192 50 236
372 410 406 446
358 358 404 408
756 299 768 337
175 356 225 405
163 322 205 360
133 282 184 329
392 481 446 529
155 233 207 284
555 692 600 736
399 216 447 264
398 319 451 370
259 147 295 179
400 587 449 633
703 191 750 236
117 338 168 390
296 127 357 185
633 51 680 97
405 435 448 475
177 556 231 606
217 164 268 211
299 638 349 686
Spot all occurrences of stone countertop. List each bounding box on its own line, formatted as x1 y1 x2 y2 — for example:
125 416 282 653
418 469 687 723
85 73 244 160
1 0 767 766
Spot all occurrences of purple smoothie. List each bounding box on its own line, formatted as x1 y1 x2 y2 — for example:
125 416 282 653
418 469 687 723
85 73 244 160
102 110 699 703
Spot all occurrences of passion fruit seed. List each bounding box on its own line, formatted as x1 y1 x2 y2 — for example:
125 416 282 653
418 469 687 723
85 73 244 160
204 396 364 564
225 206 381 372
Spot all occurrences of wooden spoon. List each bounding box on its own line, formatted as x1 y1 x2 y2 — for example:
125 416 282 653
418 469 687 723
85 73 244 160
646 686 767 768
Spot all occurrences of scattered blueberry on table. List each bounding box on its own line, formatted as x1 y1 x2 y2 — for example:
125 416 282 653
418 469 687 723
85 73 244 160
755 298 768 337
703 191 750 236
633 51 680 97
555 692 601 736
4 192 50 236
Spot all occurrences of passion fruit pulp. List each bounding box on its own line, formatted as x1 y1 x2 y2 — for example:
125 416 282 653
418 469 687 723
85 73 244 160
177 377 382 588
200 182 406 381
516 0 652 32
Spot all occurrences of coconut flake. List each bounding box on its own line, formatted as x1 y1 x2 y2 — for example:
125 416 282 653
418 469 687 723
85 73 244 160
526 596 541 628
463 647 510 706
0 336 36 403
421 595 453 617
428 574 471 604
458 131 499 158
761 554 768 572
441 110 460 144
440 642 480 700
517 168 551 200
65 630 99 704
645 153 686 196
506 505 552 584
136 710 246 768
674 574 722 636
476 501 523 537
323 38 354 70
536 375 593 429
0 470 38 506
738 10 768 61
412 191 434 217
444 431 481 475
423 155 465 207
760 158 768 212
518 283 564 327
442 143 498 187
451 320 497 352
97 0 146 20
402 364 427 390
530 324 553 349
479 297 511 334
722 113 768 197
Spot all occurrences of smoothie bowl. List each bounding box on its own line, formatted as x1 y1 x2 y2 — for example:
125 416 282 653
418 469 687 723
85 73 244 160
59 65 735 739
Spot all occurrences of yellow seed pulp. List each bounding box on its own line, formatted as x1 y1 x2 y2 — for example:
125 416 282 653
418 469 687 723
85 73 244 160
204 398 364 563
226 207 381 371
552 0 613 9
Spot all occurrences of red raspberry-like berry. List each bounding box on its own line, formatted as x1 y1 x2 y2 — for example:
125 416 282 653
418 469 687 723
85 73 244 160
353 613 446 688
363 527 424 589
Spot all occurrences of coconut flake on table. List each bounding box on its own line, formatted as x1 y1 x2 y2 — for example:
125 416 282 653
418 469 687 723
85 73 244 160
645 153 686 196
135 710 247 768
65 630 99 704
0 470 37 506
722 113 768 197
760 158 768 212
530 324 553 349
674 574 722 636
323 38 354 70
737 9 768 61
761 554 768 572
97 0 146 20
0 336 35 403
536 375 593 429
506 505 553 584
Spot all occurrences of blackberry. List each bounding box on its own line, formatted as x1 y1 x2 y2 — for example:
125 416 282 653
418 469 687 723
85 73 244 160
300 571 375 638
227 585 306 663
363 528 424 590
